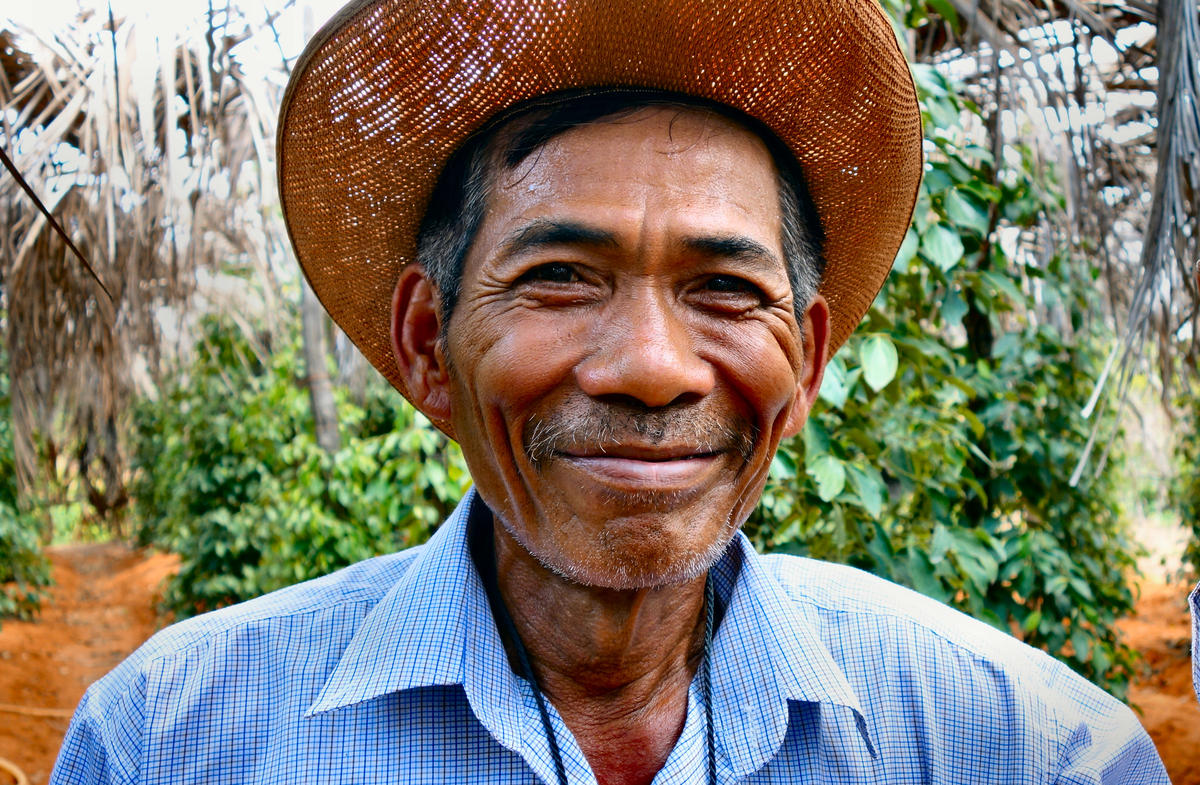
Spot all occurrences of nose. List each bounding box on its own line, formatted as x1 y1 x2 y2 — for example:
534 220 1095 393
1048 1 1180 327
575 286 715 407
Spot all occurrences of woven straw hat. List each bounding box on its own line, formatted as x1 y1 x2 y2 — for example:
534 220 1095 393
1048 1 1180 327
278 0 922 397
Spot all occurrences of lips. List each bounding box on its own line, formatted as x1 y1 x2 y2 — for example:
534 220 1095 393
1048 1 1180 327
556 446 724 489
565 442 718 461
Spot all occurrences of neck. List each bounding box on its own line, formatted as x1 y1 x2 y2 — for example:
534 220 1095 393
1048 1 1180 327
478 513 709 785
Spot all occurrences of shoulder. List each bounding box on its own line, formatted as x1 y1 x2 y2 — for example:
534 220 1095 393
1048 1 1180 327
51 545 427 785
133 545 424 667
755 553 1166 782
759 552 1048 661
756 553 1068 714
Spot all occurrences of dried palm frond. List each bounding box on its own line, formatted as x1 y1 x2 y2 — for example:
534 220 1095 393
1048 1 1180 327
1069 0 1199 481
910 0 1197 479
0 10 292 531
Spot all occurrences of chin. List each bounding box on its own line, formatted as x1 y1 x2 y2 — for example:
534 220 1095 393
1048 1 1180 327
519 514 740 591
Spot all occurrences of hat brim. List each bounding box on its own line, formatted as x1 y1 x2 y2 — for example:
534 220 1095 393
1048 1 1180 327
278 0 922 399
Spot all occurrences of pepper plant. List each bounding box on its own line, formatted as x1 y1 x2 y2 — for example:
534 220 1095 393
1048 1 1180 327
746 64 1138 697
130 317 470 617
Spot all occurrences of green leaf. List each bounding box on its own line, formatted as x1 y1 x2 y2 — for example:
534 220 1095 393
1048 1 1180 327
981 270 1024 305
958 408 984 440
894 228 919 273
1070 628 1091 663
891 334 956 367
950 529 1000 593
946 188 990 235
920 223 964 271
1068 574 1096 602
1022 609 1043 634
769 449 797 480
818 354 851 409
922 167 954 195
956 551 998 595
801 418 831 458
910 63 948 97
866 520 899 574
926 0 959 28
807 455 846 502
962 180 1001 202
940 289 968 327
905 549 949 600
1045 575 1069 597
846 463 886 517
859 334 899 392
923 98 962 133
928 524 954 564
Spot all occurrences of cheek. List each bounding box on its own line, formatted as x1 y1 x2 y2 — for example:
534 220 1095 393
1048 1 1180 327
448 311 589 442
704 323 801 435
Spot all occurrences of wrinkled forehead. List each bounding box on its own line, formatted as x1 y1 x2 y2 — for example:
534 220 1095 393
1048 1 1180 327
496 108 779 202
470 91 798 192
507 106 773 174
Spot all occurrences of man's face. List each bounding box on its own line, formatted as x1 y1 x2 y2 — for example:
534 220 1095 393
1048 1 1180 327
438 107 827 589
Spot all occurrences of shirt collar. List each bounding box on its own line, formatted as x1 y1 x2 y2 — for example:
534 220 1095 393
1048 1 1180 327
708 535 875 777
305 491 502 712
305 488 874 775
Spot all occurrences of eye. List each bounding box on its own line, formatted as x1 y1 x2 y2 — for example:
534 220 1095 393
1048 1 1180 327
689 273 770 315
516 262 580 285
702 275 765 298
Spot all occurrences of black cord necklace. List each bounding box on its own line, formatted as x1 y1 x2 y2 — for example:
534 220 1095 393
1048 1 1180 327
470 512 718 785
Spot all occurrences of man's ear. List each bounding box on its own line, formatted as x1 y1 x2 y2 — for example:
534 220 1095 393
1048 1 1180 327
782 293 830 439
390 265 454 436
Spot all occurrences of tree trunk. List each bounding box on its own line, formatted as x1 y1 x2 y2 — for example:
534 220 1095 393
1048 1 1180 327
301 279 341 453
334 329 370 406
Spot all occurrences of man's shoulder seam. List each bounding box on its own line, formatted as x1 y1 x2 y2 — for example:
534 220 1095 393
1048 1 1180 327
143 592 378 667
758 553 1051 672
133 547 425 669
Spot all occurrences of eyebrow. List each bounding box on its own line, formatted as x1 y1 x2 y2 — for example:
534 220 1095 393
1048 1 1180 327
681 235 782 270
498 220 783 271
499 219 619 258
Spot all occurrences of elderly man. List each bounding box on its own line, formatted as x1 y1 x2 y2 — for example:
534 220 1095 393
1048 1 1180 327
53 0 1168 783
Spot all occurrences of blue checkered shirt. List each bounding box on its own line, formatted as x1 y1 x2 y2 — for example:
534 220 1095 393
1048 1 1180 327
52 490 1168 784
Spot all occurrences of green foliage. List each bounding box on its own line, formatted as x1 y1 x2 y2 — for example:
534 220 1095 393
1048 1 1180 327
1171 397 1200 578
0 354 52 619
131 317 469 617
746 64 1139 697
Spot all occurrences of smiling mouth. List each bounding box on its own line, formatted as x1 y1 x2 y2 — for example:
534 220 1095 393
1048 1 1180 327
522 397 758 484
556 448 724 488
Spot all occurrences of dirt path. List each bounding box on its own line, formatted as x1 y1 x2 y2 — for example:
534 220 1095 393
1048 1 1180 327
0 543 1197 783
0 543 177 784
1120 577 1200 784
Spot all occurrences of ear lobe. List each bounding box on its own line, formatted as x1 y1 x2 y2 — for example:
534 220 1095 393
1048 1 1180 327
782 293 831 439
390 266 454 434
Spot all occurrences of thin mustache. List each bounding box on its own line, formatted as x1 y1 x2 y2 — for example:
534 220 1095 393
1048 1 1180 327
523 400 757 467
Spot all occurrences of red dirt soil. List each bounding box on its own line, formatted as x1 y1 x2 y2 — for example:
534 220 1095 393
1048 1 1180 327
0 543 1197 783
1120 579 1200 784
0 543 178 785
